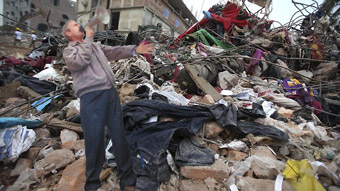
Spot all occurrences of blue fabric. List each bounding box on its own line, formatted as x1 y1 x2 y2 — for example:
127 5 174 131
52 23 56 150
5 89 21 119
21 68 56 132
0 117 41 129
32 95 60 111
203 11 212 20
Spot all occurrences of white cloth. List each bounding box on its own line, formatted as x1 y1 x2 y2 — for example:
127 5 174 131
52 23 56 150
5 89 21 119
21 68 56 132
31 34 37 41
15 31 22 40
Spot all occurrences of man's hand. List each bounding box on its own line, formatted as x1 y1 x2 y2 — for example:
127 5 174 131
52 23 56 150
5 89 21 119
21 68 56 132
135 42 155 54
85 27 94 38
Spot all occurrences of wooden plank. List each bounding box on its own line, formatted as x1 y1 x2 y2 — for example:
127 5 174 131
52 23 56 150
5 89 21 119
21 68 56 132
185 65 223 102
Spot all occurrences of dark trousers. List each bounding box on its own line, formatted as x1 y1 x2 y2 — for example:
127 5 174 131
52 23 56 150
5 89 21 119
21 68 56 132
80 88 136 190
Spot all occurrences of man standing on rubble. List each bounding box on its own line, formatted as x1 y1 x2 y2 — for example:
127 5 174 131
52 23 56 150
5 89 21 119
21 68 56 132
14 28 22 47
62 20 154 191
29 31 37 48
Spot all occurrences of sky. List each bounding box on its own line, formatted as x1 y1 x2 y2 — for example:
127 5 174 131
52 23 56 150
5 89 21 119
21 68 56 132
183 0 324 27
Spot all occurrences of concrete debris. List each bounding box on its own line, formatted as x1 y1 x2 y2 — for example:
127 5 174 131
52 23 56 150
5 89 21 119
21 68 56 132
236 176 295 191
180 160 230 182
60 129 79 145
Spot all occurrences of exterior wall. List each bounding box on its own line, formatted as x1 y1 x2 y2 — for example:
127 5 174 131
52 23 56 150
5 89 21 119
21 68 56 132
75 0 194 37
108 0 192 34
3 0 75 33
0 1 3 26
3 0 31 27
30 0 76 33
144 0 188 34
118 8 143 32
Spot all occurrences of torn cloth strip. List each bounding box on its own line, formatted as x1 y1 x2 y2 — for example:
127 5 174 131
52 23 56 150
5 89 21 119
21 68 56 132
0 117 42 129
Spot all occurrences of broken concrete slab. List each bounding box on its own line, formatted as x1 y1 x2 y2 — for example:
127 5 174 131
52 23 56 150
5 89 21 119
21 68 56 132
61 139 85 153
10 158 33 177
180 160 230 182
179 179 209 191
250 156 285 180
227 149 248 161
34 149 76 176
60 129 79 145
54 157 86 191
17 86 42 100
0 81 21 102
236 176 295 191
250 146 276 160
204 121 224 139
34 128 51 139
54 157 111 191
218 70 240 90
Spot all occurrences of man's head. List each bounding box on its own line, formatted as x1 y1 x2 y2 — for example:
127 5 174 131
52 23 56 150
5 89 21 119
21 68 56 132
62 20 84 41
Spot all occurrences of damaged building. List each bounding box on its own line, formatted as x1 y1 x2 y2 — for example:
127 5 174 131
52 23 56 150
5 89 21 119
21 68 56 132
75 0 197 37
2 0 76 32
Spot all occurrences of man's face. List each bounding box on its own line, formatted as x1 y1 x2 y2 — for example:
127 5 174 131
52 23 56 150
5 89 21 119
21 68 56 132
66 21 84 41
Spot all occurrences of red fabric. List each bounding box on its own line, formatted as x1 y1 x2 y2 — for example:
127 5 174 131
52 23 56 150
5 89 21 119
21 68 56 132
171 65 180 83
174 18 209 42
175 1 249 42
209 13 248 32
311 99 324 115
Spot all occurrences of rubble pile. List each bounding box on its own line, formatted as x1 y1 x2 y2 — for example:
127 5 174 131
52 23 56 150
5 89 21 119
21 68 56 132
0 0 340 191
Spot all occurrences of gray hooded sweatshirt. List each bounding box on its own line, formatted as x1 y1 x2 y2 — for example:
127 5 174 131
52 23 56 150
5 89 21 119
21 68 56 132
63 36 135 98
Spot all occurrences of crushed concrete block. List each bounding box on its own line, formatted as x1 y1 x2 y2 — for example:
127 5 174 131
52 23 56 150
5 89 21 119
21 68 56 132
204 121 224 139
54 157 112 191
34 128 51 139
61 140 84 153
250 146 276 160
17 86 42 100
218 70 240 90
250 156 285 180
179 179 209 191
34 149 76 176
236 176 295 191
0 82 21 102
180 160 230 182
60 129 79 145
54 157 86 191
227 149 248 161
10 158 33 177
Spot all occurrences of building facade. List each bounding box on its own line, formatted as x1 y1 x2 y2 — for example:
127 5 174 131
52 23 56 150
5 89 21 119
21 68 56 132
0 1 3 26
76 0 197 37
2 0 76 33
